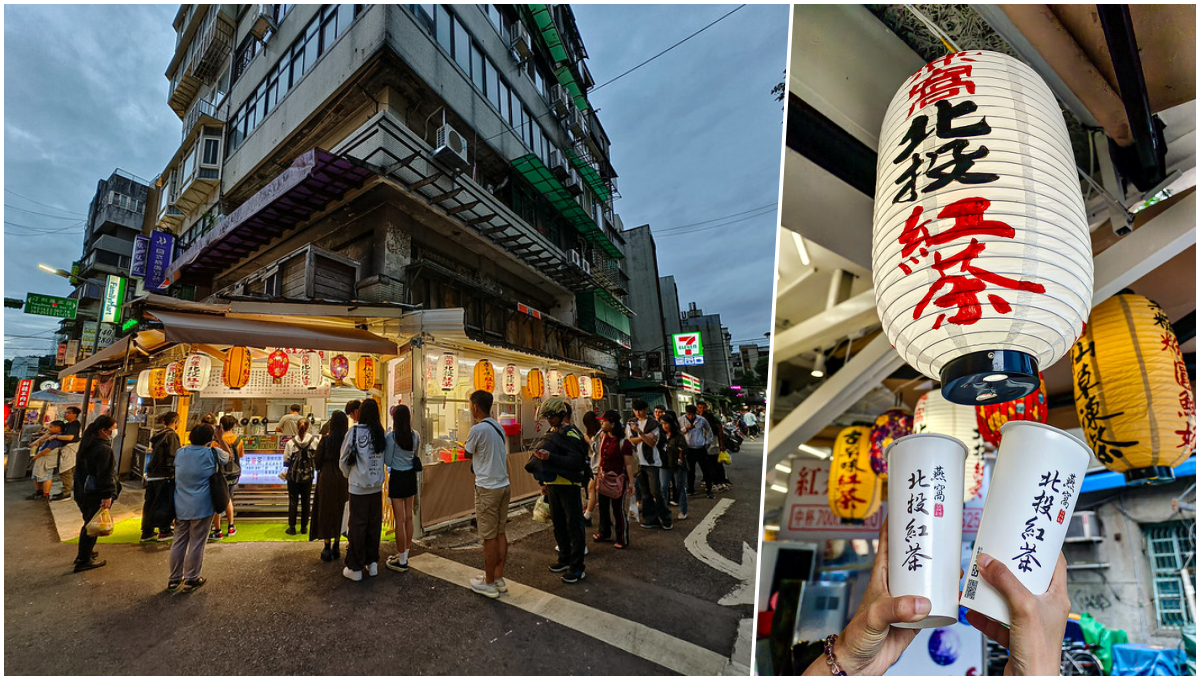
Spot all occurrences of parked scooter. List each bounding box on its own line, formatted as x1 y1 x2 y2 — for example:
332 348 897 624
722 422 744 453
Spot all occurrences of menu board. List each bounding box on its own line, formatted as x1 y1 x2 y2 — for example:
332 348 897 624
239 453 284 485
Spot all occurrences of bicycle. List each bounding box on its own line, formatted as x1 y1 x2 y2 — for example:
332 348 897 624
1060 639 1104 676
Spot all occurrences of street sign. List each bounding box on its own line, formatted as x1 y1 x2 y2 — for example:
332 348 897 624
680 372 702 393
130 235 150 277
24 293 78 319
146 230 175 292
101 275 127 323
3 297 24 309
14 380 33 408
672 332 704 366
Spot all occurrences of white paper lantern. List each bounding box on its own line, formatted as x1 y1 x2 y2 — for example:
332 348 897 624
438 353 458 391
873 50 1092 406
577 373 593 399
182 354 212 392
547 369 564 397
164 361 183 396
913 390 986 502
135 370 153 399
501 364 520 396
299 351 324 389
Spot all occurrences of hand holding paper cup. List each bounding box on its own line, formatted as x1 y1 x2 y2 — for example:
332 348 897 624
961 421 1090 626
885 433 967 629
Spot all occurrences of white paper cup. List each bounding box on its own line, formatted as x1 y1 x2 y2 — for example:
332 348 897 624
886 433 967 628
961 421 1090 626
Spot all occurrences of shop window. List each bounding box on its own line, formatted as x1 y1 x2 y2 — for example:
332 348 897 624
1145 521 1196 628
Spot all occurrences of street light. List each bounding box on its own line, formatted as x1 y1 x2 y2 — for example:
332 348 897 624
811 351 826 378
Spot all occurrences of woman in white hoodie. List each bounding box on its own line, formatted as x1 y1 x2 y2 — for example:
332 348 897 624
338 398 387 581
282 419 320 535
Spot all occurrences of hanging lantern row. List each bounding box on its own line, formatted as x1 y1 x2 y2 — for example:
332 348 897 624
828 425 882 523
1072 293 1196 485
868 408 912 475
872 50 1093 407
913 390 986 503
976 373 1048 447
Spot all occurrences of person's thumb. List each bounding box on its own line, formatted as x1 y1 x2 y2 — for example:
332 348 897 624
865 593 932 632
977 552 1037 618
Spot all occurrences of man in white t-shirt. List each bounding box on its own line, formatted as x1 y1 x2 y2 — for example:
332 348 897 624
463 390 510 599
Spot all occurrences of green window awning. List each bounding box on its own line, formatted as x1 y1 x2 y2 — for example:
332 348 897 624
512 154 622 259
565 147 610 203
525 4 591 112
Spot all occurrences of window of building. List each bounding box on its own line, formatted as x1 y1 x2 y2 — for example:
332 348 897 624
435 5 451 51
1146 521 1196 628
453 15 470 73
484 4 504 34
470 43 485 92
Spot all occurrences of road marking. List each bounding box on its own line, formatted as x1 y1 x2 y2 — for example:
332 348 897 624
684 498 757 606
408 552 738 676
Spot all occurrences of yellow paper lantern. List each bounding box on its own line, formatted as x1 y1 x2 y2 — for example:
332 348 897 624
1072 293 1196 485
564 374 580 399
148 368 169 400
591 377 604 401
354 356 377 391
524 368 544 399
474 360 496 392
828 425 882 523
223 347 252 389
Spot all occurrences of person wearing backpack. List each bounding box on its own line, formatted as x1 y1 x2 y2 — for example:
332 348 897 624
283 419 319 535
212 415 244 537
338 399 387 582
531 398 590 584
141 411 180 542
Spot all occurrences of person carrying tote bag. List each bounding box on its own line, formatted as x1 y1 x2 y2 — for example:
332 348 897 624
591 411 636 549
169 423 229 593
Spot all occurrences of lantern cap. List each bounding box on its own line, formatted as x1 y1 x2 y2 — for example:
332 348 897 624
940 350 1040 405
1123 466 1177 486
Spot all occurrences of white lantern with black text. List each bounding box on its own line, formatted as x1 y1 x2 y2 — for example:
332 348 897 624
913 390 986 502
299 351 324 389
135 370 153 399
547 369 564 397
577 373 593 399
164 361 183 396
873 50 1092 406
501 364 520 396
438 353 458 391
182 354 212 392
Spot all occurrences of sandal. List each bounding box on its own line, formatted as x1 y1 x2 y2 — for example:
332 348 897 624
180 577 206 593
592 533 610 542
614 543 627 550
166 581 182 593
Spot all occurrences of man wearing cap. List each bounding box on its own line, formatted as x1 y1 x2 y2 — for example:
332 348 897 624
531 398 590 583
628 399 672 530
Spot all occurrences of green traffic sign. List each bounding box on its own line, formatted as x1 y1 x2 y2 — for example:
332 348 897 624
24 293 78 319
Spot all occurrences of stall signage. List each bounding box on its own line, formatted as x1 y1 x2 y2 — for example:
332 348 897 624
64 340 80 366
778 459 988 542
672 332 704 366
24 293 78 319
239 454 285 485
100 275 127 323
130 235 150 278
145 230 175 292
680 372 701 393
56 343 67 365
200 365 331 397
14 380 33 408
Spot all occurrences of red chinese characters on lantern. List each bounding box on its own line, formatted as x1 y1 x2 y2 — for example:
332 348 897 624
898 198 1046 330
906 52 981 118
1157 316 1197 451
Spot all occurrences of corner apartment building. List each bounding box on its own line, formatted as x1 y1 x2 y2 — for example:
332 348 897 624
155 4 631 367
56 169 151 360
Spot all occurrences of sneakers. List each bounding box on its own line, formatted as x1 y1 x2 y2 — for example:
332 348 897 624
208 529 223 541
367 562 378 577
27 493 44 500
320 547 333 562
180 577 206 593
661 523 674 531
494 577 508 593
342 567 363 582
470 576 500 599
51 493 72 502
157 532 173 542
561 571 586 584
385 555 409 572
140 534 157 543
677 513 688 521
548 562 571 573
285 526 297 535
668 500 679 507
640 522 661 530
225 525 237 537
73 558 106 573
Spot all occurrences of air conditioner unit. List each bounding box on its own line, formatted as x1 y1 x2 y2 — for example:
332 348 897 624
562 169 582 196
548 150 569 179
250 5 278 41
510 23 532 61
433 124 469 172
580 259 591 275
568 249 582 267
1065 511 1102 542
568 109 587 139
550 84 570 118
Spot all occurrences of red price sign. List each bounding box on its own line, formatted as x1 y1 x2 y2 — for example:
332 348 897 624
14 379 34 408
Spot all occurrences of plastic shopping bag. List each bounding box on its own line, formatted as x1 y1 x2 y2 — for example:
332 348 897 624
532 495 552 525
718 450 732 465
86 508 115 537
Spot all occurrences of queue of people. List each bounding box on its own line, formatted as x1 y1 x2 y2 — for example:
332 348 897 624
67 394 739 599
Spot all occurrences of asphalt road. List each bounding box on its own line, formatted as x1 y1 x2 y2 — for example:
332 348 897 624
4 440 764 675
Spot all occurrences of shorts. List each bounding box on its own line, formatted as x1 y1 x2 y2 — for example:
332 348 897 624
474 485 511 540
32 457 55 483
388 468 418 499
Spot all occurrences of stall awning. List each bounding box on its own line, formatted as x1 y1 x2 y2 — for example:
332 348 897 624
58 337 134 378
166 148 376 285
1080 456 1196 493
147 309 398 355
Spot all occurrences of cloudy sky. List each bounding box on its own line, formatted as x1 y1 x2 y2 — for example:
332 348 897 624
4 4 787 363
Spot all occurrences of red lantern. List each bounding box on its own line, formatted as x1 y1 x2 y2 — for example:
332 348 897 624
975 374 1049 447
267 350 290 381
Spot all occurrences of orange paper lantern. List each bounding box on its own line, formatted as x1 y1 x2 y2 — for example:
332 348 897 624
525 368 544 399
564 374 580 399
591 377 604 401
223 347 252 389
354 356 376 391
474 359 496 392
148 368 169 400
828 425 882 523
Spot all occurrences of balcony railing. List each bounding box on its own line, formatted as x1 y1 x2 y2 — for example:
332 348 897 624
187 10 234 85
182 99 224 141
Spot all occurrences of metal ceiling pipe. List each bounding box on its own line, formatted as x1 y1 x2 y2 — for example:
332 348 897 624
999 4 1134 146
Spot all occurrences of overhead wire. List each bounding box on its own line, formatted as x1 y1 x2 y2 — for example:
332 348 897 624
4 189 85 216
653 202 778 233
4 204 88 220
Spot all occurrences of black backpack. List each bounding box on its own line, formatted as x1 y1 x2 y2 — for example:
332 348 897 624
287 438 316 483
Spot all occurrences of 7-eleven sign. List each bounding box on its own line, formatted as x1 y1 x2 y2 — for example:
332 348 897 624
680 372 701 394
672 332 704 366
